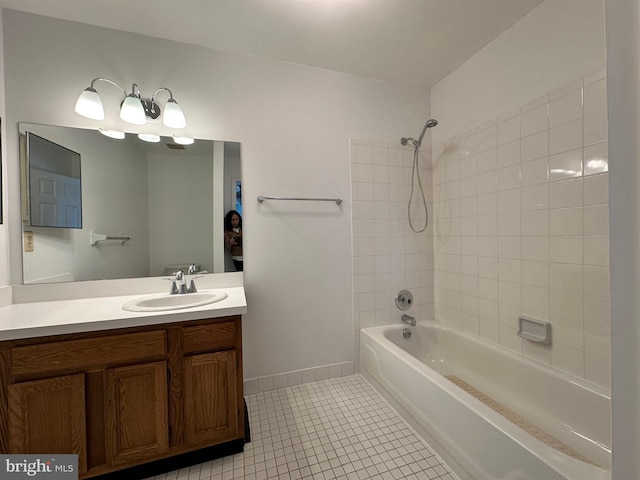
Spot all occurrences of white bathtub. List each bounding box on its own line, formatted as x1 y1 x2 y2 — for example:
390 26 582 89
360 322 611 480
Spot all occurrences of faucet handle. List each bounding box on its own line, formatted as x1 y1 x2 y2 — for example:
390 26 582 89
186 275 203 294
169 270 186 294
163 277 180 295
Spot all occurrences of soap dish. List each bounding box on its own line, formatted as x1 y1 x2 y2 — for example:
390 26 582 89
517 316 551 344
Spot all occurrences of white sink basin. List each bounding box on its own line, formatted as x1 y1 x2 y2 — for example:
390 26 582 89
122 290 228 312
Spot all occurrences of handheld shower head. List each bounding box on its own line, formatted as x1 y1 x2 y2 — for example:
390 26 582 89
417 118 438 144
401 119 438 148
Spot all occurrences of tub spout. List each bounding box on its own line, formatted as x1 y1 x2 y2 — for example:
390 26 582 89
401 314 416 326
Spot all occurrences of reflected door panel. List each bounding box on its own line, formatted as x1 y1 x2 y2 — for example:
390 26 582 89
30 168 82 228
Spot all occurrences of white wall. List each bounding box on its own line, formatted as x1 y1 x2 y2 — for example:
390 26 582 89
1 10 428 380
431 0 606 145
604 1 640 478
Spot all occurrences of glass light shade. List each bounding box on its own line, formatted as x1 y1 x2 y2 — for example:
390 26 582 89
173 136 194 145
98 128 126 139
75 87 104 120
138 133 160 143
163 99 187 128
120 94 147 125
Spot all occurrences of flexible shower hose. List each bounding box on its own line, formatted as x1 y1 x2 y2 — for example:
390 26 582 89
408 144 429 233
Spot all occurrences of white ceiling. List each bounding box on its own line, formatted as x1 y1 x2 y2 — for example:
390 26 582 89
0 0 544 89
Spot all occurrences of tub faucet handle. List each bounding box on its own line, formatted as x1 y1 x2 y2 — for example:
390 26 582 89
396 289 414 310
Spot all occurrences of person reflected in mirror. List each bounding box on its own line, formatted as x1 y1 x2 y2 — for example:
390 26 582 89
224 210 243 271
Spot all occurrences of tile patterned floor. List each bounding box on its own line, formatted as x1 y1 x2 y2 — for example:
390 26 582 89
148 374 458 480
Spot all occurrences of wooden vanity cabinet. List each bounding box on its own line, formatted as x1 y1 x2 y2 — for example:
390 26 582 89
7 373 88 471
105 361 169 465
184 350 238 446
0 315 244 479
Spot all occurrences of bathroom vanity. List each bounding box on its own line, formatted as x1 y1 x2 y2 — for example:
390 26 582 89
0 278 247 479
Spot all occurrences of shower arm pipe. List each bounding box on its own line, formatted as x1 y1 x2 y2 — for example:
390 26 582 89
257 195 342 205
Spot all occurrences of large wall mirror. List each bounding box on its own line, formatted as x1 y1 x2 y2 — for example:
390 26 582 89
19 123 242 284
0 118 3 225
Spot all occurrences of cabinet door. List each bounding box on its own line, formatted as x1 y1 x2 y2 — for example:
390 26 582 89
8 374 87 473
184 350 239 446
105 361 168 465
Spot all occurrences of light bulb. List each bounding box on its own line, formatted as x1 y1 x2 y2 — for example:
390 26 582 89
120 94 146 125
75 87 104 120
163 99 186 128
138 133 160 143
173 136 194 145
99 128 125 139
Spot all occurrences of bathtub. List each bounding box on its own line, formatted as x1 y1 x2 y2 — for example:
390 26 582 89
360 322 611 480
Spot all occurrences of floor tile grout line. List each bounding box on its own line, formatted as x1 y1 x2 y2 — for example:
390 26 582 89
148 374 459 480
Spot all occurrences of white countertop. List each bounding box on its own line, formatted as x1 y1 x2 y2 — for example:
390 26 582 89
0 275 247 341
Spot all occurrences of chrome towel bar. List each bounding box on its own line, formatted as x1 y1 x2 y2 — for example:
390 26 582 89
257 195 342 205
90 230 132 246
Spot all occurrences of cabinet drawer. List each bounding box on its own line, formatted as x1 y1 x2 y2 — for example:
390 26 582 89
183 320 237 354
11 331 166 378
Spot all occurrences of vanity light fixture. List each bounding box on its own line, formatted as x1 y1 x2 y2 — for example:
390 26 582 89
75 78 187 129
138 133 161 143
173 135 195 145
98 128 126 139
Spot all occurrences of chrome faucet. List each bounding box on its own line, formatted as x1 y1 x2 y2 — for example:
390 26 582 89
186 264 200 293
174 270 187 294
187 263 198 275
166 265 204 294
401 313 416 327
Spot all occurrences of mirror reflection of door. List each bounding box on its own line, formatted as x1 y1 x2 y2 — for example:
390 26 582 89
224 178 243 272
30 169 81 228
234 180 242 216
26 132 82 229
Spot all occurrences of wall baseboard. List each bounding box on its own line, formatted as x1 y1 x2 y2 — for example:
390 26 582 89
244 361 354 394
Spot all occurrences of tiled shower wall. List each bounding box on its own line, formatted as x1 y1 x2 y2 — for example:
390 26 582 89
432 69 610 388
350 140 435 369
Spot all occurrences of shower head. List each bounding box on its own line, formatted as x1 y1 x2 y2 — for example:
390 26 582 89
401 118 438 148
417 118 438 145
